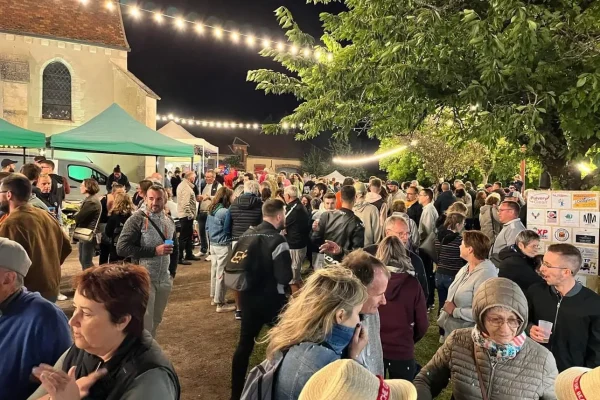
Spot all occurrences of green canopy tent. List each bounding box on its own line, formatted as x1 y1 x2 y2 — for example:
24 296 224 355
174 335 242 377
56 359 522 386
49 104 194 158
0 118 47 163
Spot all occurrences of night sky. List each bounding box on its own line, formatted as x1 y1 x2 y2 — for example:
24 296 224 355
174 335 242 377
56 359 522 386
122 0 380 155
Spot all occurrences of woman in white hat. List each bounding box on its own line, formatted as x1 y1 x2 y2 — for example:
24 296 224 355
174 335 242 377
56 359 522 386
415 277 558 400
299 359 417 400
262 266 369 400
555 366 600 400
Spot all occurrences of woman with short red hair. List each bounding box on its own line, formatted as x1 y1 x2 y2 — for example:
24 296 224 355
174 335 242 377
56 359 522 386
29 264 180 400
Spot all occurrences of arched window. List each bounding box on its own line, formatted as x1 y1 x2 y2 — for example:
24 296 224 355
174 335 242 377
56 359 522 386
42 62 71 120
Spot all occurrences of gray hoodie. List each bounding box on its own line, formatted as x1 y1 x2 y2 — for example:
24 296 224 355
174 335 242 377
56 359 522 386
117 209 176 283
353 200 381 246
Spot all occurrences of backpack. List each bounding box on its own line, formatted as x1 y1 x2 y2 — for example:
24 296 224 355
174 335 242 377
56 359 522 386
224 227 260 291
240 350 287 400
240 342 333 400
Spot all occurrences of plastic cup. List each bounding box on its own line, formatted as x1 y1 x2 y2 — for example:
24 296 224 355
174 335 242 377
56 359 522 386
539 320 553 343
164 240 174 246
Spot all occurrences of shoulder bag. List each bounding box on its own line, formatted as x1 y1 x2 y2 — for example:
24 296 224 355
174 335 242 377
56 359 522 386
73 204 101 243
473 345 490 400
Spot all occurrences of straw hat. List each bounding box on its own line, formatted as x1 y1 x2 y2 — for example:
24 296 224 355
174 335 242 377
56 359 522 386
298 359 417 400
555 366 600 400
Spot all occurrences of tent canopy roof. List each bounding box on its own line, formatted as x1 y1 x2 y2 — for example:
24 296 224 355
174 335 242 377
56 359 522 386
321 170 347 182
50 104 194 157
158 121 219 153
0 118 46 148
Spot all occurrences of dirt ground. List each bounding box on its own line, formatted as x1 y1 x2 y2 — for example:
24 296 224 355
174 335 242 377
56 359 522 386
58 250 239 400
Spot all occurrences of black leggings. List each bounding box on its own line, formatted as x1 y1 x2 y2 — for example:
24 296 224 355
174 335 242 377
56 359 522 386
230 293 287 400
384 358 417 381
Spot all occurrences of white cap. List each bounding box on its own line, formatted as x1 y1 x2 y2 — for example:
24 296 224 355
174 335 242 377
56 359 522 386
0 238 31 277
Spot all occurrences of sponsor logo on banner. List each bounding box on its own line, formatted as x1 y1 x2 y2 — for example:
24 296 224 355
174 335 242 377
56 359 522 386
580 258 598 276
527 209 544 226
572 193 599 209
573 228 599 245
531 226 551 241
559 210 580 226
528 192 551 208
580 212 599 229
553 227 571 243
546 210 558 225
551 192 572 209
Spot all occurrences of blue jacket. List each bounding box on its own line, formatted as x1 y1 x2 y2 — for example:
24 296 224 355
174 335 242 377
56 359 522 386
274 325 353 400
0 289 72 400
206 205 232 245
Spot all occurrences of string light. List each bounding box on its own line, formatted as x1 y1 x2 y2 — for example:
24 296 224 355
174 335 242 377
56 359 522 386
101 1 334 61
333 146 409 165
79 0 88 4
157 114 287 131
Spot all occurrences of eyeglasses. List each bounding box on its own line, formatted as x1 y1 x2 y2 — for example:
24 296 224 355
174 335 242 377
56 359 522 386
486 317 522 329
0 190 7 194
541 261 570 271
387 229 409 238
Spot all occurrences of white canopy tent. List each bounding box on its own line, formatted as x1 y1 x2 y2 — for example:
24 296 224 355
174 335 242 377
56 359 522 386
321 170 347 182
158 121 219 173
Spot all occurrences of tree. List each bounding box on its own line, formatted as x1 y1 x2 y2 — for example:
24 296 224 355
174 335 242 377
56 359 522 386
247 2 600 189
327 139 368 180
302 146 330 177
222 155 244 170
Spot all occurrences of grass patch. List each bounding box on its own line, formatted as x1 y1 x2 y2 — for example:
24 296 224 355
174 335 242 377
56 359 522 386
248 300 452 399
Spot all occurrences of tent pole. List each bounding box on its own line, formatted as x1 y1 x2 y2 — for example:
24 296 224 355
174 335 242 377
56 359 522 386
51 148 54 159
201 145 205 175
22 148 26 164
156 156 159 173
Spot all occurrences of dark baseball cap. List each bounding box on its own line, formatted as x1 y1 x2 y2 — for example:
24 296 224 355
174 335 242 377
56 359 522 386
1 159 18 168
34 156 46 163
387 180 399 187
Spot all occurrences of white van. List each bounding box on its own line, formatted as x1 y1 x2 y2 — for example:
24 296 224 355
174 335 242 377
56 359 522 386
4 155 137 202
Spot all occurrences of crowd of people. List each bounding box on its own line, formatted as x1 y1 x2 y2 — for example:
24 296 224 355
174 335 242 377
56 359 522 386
1 162 599 400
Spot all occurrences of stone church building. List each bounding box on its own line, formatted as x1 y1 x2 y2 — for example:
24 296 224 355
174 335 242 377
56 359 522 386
0 0 159 179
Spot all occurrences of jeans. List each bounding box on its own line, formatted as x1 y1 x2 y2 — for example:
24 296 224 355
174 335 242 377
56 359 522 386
384 358 417 381
436 271 455 336
78 241 95 270
231 292 287 400
210 243 231 304
179 217 194 260
145 278 173 337
420 252 435 307
197 212 208 253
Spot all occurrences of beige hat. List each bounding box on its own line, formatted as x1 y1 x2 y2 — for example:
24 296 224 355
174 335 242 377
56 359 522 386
555 366 600 400
298 359 417 400
0 237 31 277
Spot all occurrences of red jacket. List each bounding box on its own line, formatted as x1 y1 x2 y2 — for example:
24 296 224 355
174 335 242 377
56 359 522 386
378 271 429 360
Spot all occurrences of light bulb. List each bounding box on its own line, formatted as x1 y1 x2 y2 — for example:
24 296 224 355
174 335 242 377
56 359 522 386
231 122 237 128
252 123 259 130
196 121 201 125
162 116 167 121
246 35 256 47
262 39 270 48
302 48 311 57
80 0 88 5
276 42 284 51
174 117 180 123
223 122 230 128
175 18 185 30
209 121 215 127
130 6 141 18
168 114 174 120
282 122 290 129
195 24 205 34
216 122 223 128
156 115 161 120
291 123 297 129
327 53 334 62
105 1 114 10
314 50 321 60
290 45 298 55
245 124 251 129
214 27 223 39
154 13 163 24
231 31 240 43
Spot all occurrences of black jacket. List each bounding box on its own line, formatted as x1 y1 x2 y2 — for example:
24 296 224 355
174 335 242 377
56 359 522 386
106 173 131 193
365 244 428 299
498 245 544 293
311 208 365 262
234 221 293 296
407 202 423 226
74 196 102 230
229 193 263 240
527 282 600 372
284 198 310 249
170 175 182 195
433 190 457 215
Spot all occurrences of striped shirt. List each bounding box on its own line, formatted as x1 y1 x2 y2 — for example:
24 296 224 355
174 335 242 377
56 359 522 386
435 229 465 276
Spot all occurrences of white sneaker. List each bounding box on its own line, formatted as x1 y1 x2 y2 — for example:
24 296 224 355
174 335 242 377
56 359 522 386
216 304 236 313
210 300 217 306
57 293 68 301
205 255 212 261
194 251 207 257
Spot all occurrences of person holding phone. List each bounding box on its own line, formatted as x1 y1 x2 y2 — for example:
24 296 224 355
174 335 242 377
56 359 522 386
259 266 369 400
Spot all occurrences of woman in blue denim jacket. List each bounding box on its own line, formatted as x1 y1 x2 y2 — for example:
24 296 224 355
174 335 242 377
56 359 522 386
206 187 236 313
261 266 370 400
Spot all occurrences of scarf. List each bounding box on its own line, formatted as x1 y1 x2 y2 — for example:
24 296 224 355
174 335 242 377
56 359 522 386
471 326 526 362
324 324 356 355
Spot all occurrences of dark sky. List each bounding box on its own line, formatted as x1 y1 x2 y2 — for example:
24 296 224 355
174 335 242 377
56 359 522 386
122 0 380 155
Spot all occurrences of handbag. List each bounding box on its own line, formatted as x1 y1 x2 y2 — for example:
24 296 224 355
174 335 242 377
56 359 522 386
73 210 101 243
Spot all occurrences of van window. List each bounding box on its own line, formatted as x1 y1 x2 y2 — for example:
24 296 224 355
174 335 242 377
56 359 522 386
68 165 107 185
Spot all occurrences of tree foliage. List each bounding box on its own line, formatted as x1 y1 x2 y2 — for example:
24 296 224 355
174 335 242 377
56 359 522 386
248 1 600 189
302 146 330 177
301 140 368 180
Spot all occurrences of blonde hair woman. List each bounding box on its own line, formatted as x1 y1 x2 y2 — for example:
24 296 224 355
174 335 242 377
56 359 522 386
104 193 134 263
264 267 369 400
265 174 279 198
